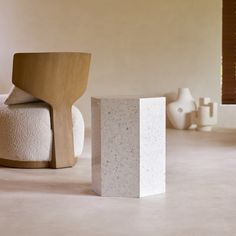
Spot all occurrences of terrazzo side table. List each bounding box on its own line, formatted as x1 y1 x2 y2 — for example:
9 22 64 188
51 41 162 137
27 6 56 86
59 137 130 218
91 96 166 198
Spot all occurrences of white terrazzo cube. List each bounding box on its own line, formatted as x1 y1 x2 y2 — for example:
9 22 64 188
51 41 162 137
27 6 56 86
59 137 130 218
91 97 166 198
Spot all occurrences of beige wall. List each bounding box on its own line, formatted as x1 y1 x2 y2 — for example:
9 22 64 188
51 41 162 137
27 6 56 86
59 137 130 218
1 0 233 128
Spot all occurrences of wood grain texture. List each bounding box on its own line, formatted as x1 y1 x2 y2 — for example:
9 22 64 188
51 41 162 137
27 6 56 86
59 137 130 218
0 158 50 168
12 52 91 168
222 0 236 104
0 157 78 169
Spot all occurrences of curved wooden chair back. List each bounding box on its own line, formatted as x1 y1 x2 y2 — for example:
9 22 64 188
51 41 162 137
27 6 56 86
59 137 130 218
12 52 91 168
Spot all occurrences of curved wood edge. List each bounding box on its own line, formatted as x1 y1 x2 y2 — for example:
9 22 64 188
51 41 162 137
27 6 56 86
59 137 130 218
0 157 78 169
12 53 91 169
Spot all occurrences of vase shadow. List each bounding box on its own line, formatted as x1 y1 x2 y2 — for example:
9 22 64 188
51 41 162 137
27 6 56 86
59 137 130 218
164 92 177 129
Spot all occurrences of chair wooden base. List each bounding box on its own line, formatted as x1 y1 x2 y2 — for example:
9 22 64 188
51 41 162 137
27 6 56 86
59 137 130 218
0 157 78 169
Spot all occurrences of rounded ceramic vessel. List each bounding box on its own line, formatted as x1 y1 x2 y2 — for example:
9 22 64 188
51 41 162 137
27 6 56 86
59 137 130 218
167 88 196 130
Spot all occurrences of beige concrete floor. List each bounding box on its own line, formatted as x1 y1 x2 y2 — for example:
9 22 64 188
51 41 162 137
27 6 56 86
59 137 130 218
0 129 236 236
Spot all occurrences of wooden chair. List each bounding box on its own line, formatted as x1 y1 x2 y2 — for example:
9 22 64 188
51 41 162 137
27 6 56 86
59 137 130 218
11 52 91 168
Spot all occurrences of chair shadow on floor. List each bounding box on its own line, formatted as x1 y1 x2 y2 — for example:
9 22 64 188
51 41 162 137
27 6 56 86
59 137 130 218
0 170 97 196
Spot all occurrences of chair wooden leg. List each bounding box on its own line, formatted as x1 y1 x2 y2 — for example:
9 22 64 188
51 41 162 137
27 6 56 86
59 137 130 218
50 105 75 168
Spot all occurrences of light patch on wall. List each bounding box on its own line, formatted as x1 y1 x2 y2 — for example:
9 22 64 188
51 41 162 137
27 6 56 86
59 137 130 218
0 0 228 128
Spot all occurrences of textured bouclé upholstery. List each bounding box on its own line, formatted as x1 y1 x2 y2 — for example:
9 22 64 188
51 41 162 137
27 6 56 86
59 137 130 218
0 95 84 161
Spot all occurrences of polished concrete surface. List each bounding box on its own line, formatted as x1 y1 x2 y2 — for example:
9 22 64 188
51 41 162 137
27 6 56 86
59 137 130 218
0 129 236 236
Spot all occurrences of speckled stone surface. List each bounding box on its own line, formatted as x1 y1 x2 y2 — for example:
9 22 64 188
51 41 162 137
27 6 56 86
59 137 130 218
91 97 166 198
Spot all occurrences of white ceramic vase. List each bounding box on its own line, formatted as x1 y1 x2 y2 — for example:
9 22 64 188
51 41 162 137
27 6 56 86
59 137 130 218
167 88 196 130
191 97 218 132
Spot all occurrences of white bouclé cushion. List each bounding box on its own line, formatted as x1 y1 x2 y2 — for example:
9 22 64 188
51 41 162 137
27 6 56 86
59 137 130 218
0 95 84 161
4 86 40 105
